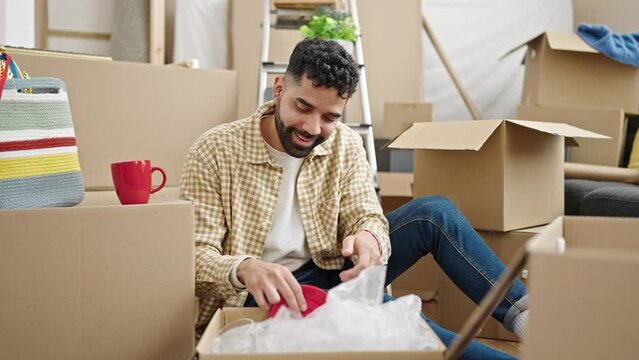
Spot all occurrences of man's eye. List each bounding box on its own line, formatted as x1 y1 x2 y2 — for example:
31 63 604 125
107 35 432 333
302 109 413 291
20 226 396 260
297 105 311 113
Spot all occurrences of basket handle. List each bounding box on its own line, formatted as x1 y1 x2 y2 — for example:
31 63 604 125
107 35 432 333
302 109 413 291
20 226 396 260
0 52 11 100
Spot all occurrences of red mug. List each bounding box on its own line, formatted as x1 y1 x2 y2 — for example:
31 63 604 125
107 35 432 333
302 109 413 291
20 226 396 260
110 160 167 205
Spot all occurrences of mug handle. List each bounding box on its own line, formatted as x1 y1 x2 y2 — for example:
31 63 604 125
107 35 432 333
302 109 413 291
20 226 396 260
150 166 167 194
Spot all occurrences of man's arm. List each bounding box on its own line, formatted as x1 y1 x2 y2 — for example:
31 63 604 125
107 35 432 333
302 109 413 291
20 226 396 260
180 141 307 312
337 137 391 281
179 149 246 300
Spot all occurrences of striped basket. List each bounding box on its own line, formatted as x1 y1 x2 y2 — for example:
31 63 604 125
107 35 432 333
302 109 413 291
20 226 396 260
0 70 84 208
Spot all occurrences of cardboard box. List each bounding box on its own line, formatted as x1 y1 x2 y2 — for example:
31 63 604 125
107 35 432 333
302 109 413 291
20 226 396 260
378 171 413 214
439 227 543 342
523 216 639 360
11 51 238 189
196 307 446 359
383 102 433 139
388 119 607 231
231 0 423 137
517 104 627 166
522 32 639 114
0 191 196 360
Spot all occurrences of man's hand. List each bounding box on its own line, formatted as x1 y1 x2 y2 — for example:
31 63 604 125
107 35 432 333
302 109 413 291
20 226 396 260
236 258 307 312
339 230 383 282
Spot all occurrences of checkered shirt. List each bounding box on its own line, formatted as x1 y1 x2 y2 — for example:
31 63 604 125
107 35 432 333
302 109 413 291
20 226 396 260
179 101 390 336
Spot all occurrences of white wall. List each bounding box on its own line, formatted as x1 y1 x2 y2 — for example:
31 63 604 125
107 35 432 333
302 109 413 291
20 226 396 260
573 0 639 32
0 0 35 48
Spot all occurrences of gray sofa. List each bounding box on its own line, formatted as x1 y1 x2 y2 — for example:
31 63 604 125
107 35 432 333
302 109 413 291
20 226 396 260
565 179 639 217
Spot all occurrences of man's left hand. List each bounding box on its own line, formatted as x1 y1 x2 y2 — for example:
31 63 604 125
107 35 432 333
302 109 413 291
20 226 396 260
339 231 383 282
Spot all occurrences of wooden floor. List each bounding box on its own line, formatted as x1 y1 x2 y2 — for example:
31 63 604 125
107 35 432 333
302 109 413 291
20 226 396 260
477 338 521 357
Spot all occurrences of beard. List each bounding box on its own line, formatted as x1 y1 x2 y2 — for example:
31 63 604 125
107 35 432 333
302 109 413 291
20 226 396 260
274 105 325 158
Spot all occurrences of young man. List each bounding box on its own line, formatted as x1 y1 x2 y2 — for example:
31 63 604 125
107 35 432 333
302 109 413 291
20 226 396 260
180 39 529 360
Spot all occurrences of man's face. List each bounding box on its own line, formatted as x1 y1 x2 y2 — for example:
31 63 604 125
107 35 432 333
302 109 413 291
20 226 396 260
272 75 347 158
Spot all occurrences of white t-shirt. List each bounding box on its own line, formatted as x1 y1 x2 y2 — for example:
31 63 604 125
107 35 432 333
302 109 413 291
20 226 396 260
229 140 311 288
260 141 311 270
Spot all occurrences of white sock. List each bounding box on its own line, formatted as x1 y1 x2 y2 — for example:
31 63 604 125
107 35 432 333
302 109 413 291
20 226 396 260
512 309 529 338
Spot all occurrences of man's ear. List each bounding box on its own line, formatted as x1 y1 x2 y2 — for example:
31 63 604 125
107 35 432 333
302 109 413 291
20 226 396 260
272 76 284 101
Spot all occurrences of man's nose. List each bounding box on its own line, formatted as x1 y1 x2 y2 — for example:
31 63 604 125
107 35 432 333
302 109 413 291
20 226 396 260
302 116 322 136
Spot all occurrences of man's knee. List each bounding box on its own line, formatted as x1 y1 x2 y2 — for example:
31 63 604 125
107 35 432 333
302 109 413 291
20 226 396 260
409 195 458 217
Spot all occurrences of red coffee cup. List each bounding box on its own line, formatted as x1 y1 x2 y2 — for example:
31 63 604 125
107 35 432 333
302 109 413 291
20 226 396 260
110 160 167 205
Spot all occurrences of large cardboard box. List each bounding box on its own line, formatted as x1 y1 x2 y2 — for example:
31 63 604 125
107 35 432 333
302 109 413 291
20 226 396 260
383 102 433 139
523 216 639 360
387 119 606 231
11 51 238 189
439 227 543 342
196 307 446 359
517 104 627 166
522 32 639 114
0 191 196 360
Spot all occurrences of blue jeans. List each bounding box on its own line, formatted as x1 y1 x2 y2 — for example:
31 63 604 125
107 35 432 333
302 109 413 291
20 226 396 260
245 196 528 360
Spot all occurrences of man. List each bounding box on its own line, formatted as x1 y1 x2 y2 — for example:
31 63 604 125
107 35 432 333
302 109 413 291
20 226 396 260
180 39 529 360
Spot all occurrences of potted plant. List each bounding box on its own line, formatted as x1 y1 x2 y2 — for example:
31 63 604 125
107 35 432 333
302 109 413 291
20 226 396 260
300 7 358 53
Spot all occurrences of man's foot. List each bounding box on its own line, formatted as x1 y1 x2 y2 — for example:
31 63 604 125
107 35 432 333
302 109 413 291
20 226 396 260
512 309 529 338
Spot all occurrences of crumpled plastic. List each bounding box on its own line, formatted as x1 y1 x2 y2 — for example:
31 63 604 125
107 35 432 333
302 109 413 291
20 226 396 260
211 266 440 354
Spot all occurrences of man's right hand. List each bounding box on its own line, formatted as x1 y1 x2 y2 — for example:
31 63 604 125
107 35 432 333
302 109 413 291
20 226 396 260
236 258 307 312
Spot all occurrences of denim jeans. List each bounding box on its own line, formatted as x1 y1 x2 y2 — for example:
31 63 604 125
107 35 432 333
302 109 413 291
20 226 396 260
245 195 528 360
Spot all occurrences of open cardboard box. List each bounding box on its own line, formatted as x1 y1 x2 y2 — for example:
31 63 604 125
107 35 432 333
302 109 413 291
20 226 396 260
522 32 639 114
0 190 196 360
523 216 639 359
387 119 607 231
11 50 238 189
517 104 627 167
196 307 446 360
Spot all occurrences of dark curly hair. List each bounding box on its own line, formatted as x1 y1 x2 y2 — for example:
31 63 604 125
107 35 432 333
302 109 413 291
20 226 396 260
285 38 359 99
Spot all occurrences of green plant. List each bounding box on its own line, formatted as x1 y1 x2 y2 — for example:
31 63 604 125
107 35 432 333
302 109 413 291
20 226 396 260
300 7 358 43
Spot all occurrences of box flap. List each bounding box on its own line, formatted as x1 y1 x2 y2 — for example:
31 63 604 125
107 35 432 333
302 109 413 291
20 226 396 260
527 216 564 254
545 32 599 54
506 119 609 139
387 120 502 150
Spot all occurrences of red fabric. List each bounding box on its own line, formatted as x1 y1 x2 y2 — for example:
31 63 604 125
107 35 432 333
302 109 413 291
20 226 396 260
0 137 77 152
268 284 327 318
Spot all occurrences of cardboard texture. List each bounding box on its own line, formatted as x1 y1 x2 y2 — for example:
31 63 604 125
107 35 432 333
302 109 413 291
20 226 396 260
0 192 196 360
11 52 238 189
231 0 423 136
517 104 627 166
523 216 639 360
388 119 607 231
196 308 446 360
522 32 639 114
383 102 433 139
378 171 413 214
439 227 543 342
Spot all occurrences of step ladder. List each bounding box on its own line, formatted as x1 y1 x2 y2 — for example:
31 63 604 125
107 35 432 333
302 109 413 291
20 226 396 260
258 0 379 190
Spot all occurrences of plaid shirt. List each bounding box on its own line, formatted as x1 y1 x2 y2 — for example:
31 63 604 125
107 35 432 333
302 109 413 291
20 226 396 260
179 101 390 335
